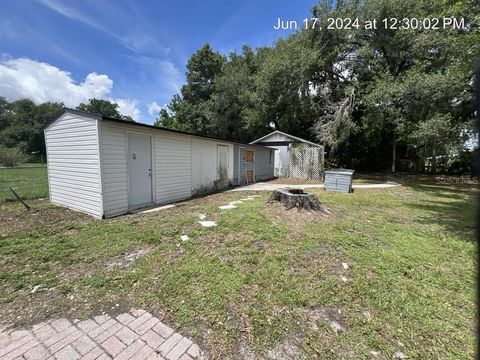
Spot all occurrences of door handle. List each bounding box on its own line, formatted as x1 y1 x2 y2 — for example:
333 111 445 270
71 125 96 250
148 169 152 177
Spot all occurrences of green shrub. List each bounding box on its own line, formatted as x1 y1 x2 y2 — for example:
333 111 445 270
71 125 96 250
0 147 27 167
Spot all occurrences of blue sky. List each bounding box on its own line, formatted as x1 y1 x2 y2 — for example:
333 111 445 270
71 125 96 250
0 0 315 123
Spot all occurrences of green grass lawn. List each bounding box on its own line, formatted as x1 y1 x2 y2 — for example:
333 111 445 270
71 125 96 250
0 178 476 359
0 166 48 202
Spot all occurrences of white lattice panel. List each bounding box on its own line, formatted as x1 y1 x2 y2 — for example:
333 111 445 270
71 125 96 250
288 146 324 179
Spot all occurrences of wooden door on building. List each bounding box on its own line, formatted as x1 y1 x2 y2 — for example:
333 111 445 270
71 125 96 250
245 170 254 183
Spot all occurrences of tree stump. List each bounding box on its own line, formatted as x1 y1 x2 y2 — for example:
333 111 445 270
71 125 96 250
267 188 326 212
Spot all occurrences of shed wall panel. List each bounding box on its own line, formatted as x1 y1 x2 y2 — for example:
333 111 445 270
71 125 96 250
253 133 290 177
236 146 274 184
233 145 239 185
154 132 192 203
45 113 103 218
99 123 129 217
191 139 233 194
254 148 275 181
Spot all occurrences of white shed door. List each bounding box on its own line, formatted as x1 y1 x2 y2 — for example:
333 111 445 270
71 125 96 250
217 145 229 188
128 133 152 208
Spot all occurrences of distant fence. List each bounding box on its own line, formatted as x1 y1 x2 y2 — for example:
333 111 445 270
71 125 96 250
0 166 49 202
287 146 325 180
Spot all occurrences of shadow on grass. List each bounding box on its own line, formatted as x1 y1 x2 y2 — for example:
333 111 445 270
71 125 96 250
401 181 477 240
407 183 475 199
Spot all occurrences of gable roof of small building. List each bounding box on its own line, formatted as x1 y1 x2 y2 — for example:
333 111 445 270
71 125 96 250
249 130 322 147
45 108 275 150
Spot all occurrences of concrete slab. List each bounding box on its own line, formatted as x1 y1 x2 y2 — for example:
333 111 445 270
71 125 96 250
229 182 400 192
136 204 176 214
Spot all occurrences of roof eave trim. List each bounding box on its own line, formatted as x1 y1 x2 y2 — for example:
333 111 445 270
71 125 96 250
250 130 321 147
42 108 102 131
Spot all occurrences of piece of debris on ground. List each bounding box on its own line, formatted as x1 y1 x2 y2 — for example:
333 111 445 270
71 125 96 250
199 220 217 227
219 203 236 210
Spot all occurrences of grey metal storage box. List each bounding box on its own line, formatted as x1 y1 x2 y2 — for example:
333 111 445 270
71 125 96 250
324 169 354 193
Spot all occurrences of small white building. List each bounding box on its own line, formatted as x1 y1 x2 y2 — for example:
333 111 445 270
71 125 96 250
250 130 324 178
44 109 275 218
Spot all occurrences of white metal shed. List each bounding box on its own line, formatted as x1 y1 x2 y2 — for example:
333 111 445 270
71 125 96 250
44 109 275 218
250 130 324 178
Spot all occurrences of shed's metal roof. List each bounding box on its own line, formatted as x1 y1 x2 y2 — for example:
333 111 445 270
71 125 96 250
324 169 355 174
249 130 322 147
46 108 276 150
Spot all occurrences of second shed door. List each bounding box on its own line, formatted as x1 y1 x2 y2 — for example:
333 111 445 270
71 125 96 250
128 133 153 209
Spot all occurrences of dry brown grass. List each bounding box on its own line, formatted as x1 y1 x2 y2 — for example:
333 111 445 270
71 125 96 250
267 177 323 185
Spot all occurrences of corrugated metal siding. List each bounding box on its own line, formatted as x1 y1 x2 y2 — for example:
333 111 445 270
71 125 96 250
324 171 354 192
154 132 192 203
233 144 239 185
45 113 103 218
100 123 129 217
254 148 274 181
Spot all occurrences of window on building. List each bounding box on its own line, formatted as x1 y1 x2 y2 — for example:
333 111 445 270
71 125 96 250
269 150 273 163
244 149 254 162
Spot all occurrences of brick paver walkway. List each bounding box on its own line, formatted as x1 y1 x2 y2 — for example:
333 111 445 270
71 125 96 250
0 309 202 360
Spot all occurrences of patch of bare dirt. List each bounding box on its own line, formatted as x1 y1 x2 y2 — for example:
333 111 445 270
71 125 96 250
265 307 347 359
188 191 258 207
266 201 326 221
61 227 80 236
263 201 327 236
331 261 353 283
1 288 68 329
265 337 304 360
234 306 348 359
106 245 152 270
298 307 347 334
0 200 93 237
57 263 94 282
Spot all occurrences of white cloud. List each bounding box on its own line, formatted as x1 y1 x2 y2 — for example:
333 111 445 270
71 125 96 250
37 0 111 36
158 59 183 93
147 101 163 116
115 98 141 121
0 58 111 106
37 0 169 56
127 55 183 95
0 57 141 120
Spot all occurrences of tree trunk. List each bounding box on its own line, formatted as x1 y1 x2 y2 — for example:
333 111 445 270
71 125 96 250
268 188 326 212
391 132 396 173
